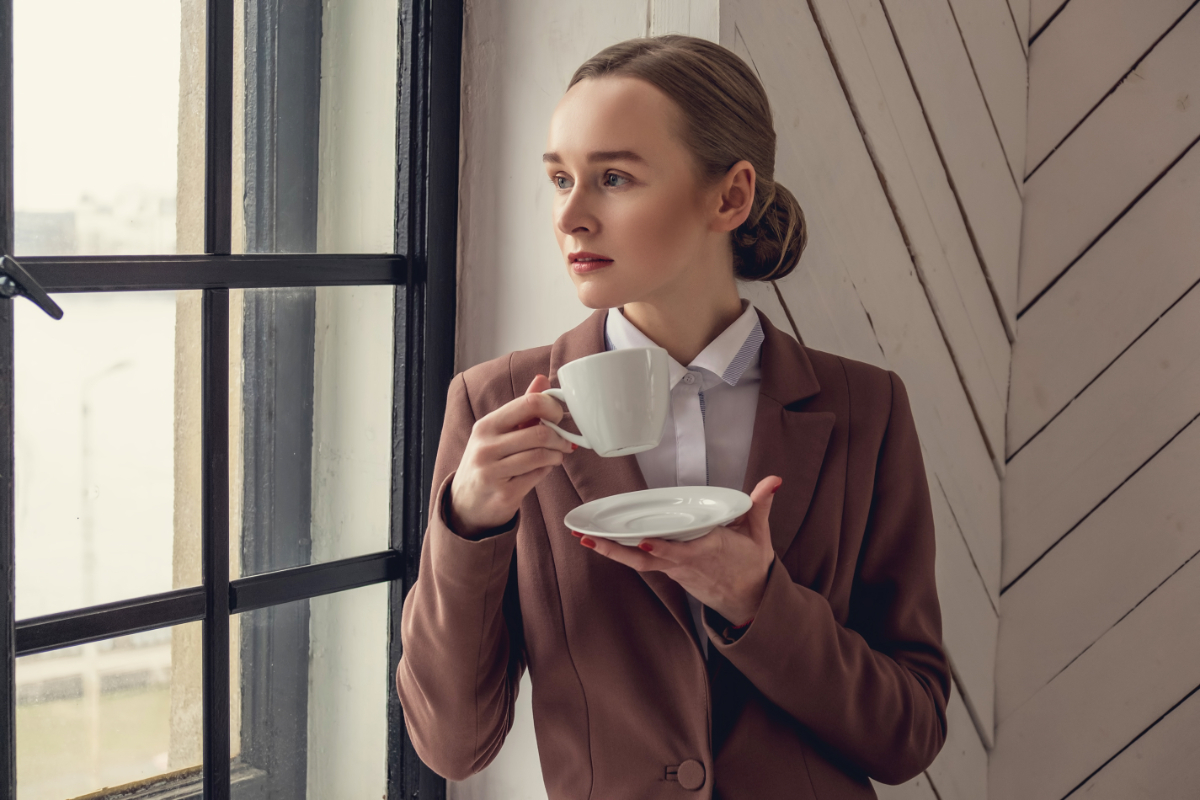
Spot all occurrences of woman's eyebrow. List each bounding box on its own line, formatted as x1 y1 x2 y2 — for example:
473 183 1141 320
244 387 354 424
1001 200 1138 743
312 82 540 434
542 149 647 165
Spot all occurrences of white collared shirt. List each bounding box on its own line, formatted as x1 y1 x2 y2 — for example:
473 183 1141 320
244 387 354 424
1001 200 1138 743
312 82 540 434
604 298 765 658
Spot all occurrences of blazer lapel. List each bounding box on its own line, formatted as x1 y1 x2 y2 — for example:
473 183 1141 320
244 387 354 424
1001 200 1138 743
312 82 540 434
741 310 835 559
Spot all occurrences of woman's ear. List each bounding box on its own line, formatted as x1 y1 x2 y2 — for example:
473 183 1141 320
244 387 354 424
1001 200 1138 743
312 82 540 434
711 160 756 233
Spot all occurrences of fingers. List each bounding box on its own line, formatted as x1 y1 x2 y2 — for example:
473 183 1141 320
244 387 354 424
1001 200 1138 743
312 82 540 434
482 374 566 435
744 475 782 548
576 533 661 572
490 446 567 481
490 418 576 460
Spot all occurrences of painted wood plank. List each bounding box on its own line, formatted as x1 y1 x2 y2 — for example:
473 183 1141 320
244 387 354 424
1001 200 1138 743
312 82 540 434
1018 8 1200 309
932 470 997 743
1008 0 1030 51
881 0 1023 329
1026 0 1193 173
989 545 1200 800
811 0 1012 470
997 415 1200 723
1003 282 1200 585
1073 688 1200 800
1008 138 1200 454
649 0 720 40
927 681 989 800
1030 0 1068 38
946 0 1029 187
725 0 1004 602
872 773 939 800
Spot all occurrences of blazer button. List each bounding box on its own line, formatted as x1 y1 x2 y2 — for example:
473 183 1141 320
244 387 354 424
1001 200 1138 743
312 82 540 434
677 759 706 791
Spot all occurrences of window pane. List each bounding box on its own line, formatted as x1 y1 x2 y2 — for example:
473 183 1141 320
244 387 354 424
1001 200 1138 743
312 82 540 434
14 292 202 619
16 623 203 799
233 0 400 257
231 582 388 797
13 0 205 256
232 285 394 577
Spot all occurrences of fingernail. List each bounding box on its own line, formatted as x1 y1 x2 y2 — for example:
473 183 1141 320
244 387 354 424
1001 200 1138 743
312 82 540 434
771 482 781 494
570 530 582 537
580 537 596 548
638 541 653 552
571 443 578 451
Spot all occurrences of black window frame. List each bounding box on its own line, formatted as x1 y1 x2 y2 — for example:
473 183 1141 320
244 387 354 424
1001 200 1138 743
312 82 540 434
0 0 460 797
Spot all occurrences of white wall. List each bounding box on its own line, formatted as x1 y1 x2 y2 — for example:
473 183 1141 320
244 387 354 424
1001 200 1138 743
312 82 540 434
453 0 1020 796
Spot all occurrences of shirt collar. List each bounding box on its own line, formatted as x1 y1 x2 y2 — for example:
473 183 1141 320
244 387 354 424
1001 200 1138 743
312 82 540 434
604 298 765 389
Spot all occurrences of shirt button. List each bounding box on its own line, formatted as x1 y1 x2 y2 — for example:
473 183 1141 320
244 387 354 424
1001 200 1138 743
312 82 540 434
683 374 695 384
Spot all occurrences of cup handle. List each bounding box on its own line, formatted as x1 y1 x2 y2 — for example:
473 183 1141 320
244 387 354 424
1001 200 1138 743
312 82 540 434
539 387 590 449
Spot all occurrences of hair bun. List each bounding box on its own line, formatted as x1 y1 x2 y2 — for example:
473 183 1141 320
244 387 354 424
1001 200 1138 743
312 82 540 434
732 180 807 283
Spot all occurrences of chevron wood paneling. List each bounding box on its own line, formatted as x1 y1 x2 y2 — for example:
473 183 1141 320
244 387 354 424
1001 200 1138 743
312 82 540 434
1008 138 1200 454
810 0 1012 467
1026 0 1194 173
1003 282 1200 586
1018 6 1200 309
995 2 1200 798
880 0 1023 328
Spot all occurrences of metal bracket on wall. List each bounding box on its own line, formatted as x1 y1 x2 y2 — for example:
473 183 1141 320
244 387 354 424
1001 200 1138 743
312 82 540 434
0 254 62 319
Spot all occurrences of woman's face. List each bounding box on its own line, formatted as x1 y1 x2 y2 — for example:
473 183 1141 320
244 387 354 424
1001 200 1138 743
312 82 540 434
543 76 733 310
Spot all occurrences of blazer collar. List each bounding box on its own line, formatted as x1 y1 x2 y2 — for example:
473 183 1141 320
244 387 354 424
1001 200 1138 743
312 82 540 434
549 307 835 643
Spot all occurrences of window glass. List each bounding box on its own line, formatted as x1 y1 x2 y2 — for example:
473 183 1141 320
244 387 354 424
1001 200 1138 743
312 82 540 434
13 0 200 256
14 292 202 619
16 623 203 799
231 582 388 797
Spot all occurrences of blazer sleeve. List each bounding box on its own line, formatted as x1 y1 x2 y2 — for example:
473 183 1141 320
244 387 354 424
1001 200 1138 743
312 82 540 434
703 369 950 785
395 369 527 781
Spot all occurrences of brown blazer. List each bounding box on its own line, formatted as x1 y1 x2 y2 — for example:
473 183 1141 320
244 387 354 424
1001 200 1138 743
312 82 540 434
396 307 950 799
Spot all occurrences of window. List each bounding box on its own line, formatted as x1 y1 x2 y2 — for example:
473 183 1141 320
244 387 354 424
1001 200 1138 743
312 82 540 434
0 0 460 797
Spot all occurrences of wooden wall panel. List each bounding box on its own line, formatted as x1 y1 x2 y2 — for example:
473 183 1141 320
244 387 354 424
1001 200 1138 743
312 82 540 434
1008 0 1029 50
810 0 1012 465
946 0 1028 186
1008 139 1200 454
725 0 1004 607
1003 282 1200 585
1072 688 1200 799
997 416 1200 722
1029 0 1067 38
881 0 1023 328
927 682 989 800
1025 0 1193 172
989 552 1200 800
1018 7 1200 309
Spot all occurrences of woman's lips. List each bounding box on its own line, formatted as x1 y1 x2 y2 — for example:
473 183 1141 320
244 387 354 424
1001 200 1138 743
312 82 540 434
568 256 614 275
571 258 613 274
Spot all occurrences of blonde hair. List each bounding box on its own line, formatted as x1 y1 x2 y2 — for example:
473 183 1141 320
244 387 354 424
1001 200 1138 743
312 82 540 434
568 35 807 282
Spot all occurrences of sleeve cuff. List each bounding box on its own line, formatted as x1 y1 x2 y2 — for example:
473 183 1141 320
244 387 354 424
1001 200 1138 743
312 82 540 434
440 472 520 541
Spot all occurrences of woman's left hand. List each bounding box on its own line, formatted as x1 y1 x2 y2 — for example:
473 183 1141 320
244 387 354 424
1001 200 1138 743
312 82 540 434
575 475 783 626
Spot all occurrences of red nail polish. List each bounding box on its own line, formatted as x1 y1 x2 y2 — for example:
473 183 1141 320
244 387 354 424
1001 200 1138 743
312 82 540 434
571 530 582 537
771 483 781 494
638 541 653 552
571 443 578 451
581 537 596 548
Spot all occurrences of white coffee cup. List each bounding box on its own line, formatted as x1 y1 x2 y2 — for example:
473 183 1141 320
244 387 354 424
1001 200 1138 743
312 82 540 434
540 346 670 457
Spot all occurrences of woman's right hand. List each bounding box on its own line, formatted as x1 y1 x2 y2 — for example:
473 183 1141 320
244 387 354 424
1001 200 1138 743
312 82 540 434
447 373 577 538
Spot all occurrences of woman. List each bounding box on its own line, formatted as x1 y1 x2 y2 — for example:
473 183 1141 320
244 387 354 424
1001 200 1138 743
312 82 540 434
396 35 949 799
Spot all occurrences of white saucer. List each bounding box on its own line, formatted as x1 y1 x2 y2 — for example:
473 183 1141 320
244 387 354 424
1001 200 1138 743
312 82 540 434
565 486 753 547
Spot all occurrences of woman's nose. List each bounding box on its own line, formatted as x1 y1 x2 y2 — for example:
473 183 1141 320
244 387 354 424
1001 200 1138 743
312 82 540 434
556 188 596 235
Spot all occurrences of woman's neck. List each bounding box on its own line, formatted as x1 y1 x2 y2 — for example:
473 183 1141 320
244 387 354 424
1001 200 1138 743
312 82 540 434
620 290 746 367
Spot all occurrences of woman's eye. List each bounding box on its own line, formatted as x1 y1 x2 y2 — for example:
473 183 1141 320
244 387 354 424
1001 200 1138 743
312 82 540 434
553 176 572 190
604 173 629 187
